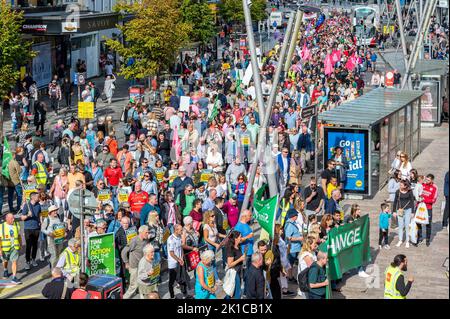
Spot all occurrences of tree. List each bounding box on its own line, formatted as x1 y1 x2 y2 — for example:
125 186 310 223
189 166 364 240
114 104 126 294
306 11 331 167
106 0 191 80
0 1 35 100
180 0 216 45
219 0 267 25
0 0 35 142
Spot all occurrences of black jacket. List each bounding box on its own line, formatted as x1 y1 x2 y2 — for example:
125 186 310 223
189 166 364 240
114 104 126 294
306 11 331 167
245 265 265 299
115 227 128 253
42 277 73 299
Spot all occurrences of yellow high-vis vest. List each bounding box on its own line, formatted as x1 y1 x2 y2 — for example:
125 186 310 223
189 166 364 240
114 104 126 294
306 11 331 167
34 161 48 186
63 247 80 277
384 265 406 299
0 222 21 252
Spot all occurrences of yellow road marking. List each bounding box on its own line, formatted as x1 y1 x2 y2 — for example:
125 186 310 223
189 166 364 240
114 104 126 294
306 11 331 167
9 293 43 299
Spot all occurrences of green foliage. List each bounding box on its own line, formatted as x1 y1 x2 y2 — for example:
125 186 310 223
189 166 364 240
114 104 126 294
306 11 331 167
0 1 35 97
219 0 267 24
180 0 216 44
106 0 191 79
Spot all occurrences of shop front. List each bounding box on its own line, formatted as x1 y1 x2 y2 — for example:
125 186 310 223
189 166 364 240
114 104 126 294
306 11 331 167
21 10 119 88
317 88 423 199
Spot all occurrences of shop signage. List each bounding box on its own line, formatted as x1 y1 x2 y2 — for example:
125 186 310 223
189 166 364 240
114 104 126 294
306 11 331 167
62 21 79 33
324 128 369 194
22 24 48 32
80 15 119 33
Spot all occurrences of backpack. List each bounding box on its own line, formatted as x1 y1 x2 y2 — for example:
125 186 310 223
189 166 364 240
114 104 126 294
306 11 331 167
297 263 318 293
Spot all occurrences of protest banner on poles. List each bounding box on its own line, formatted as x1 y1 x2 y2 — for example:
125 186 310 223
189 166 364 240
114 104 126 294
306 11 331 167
253 184 278 239
88 233 116 276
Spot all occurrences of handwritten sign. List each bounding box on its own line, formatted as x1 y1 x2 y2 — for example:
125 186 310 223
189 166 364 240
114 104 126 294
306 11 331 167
88 233 116 276
78 102 94 119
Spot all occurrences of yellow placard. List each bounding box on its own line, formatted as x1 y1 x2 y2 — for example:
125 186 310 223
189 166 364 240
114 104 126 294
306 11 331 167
23 184 37 200
97 189 112 202
168 170 178 186
118 188 130 203
207 269 215 288
154 168 165 183
41 209 49 218
78 102 94 119
241 136 250 146
53 228 65 240
199 169 213 183
383 25 395 34
126 226 138 243
223 219 229 231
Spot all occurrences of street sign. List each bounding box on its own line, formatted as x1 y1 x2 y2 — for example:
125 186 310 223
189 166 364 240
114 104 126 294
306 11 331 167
301 105 316 121
67 188 97 219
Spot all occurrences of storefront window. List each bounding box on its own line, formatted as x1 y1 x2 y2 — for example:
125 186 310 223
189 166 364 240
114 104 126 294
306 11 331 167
389 112 398 152
397 108 405 153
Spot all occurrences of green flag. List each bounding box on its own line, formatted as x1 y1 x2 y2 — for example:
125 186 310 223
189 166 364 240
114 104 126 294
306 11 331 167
236 70 244 95
253 184 278 239
208 96 219 122
2 137 12 179
319 215 371 281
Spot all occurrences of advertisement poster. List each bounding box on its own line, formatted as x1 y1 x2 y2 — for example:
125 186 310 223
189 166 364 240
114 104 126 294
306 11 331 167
88 233 116 276
32 42 52 88
324 128 369 194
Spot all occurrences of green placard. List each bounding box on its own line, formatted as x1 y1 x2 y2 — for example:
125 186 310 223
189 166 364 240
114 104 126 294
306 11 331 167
88 232 116 276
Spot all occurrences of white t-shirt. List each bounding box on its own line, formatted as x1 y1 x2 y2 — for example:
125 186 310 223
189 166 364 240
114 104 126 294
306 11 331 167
399 162 413 180
298 251 317 274
167 234 182 269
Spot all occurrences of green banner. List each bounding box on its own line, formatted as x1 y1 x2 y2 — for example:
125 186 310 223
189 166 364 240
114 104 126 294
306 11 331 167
2 137 12 179
88 232 116 276
320 215 371 281
253 184 278 239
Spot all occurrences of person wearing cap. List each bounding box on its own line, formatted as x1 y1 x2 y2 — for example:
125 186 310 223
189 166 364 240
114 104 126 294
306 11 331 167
41 205 67 268
284 208 303 281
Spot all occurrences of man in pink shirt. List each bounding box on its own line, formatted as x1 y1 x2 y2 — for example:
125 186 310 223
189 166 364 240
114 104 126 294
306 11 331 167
222 195 239 228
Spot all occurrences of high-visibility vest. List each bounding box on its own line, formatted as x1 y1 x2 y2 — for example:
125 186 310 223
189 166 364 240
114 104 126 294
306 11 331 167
0 222 21 252
63 247 80 277
34 161 48 186
280 199 291 227
384 265 406 299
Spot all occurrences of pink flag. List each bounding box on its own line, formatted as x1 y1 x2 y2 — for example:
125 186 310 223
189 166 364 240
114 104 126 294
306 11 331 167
172 126 181 162
345 53 357 71
331 50 341 64
300 43 310 61
324 54 334 76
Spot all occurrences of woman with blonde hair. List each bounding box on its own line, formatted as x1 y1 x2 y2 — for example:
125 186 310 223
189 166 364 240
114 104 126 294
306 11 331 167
398 152 413 180
17 122 29 146
297 236 318 297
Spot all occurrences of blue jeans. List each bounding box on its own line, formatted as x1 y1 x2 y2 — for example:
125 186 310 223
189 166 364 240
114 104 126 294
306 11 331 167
225 272 241 299
398 208 412 242
111 186 119 212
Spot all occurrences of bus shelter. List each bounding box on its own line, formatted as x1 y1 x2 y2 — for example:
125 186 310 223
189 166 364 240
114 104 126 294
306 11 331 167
411 59 449 126
317 88 423 198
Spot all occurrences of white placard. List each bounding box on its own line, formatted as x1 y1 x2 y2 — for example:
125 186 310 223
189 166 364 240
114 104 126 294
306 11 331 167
242 63 253 86
180 96 191 112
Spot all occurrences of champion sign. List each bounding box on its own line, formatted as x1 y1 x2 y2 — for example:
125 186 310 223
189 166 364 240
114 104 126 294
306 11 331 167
22 24 48 32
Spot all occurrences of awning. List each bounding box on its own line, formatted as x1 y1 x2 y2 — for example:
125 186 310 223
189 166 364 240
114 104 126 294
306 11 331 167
318 88 423 127
412 59 449 76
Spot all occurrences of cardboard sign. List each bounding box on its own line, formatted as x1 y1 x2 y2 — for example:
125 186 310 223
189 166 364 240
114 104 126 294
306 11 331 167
78 102 94 119
87 233 116 276
97 189 112 202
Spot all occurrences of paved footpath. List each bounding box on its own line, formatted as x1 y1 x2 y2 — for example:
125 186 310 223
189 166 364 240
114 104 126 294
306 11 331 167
336 123 449 299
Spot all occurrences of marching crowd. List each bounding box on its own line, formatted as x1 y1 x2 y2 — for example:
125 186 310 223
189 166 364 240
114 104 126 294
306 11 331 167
0 6 447 300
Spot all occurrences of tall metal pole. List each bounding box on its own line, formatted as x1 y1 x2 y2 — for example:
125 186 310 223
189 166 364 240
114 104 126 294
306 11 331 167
284 10 303 72
240 12 296 214
242 0 266 120
401 0 437 89
395 0 409 75
79 188 85 273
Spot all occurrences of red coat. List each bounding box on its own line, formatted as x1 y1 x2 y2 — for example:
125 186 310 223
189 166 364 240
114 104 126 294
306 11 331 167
422 183 438 210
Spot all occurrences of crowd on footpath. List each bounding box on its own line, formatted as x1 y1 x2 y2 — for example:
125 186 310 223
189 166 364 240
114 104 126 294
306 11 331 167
0 7 448 300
